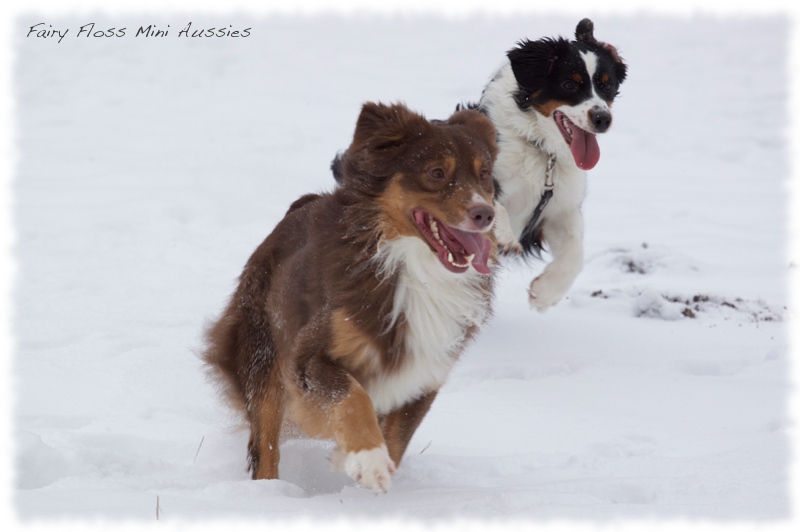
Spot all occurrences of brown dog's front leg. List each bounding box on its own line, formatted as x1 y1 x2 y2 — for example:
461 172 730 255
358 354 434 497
287 352 396 492
379 391 438 466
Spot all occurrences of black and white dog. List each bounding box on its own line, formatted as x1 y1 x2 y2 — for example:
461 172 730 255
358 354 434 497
470 19 627 311
331 19 625 311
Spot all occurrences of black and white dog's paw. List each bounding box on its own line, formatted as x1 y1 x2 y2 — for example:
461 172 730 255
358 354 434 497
528 272 571 312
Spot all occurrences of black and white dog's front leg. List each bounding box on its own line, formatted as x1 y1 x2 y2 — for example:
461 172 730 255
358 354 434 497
493 202 523 256
528 208 584 311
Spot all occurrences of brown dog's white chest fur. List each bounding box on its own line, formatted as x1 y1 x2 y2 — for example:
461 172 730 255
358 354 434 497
363 236 492 415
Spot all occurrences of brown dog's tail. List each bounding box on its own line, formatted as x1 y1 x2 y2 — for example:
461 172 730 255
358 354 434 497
202 283 277 423
204 292 285 477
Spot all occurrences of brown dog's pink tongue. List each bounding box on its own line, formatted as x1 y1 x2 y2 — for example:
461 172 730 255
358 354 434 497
449 228 493 275
571 127 600 170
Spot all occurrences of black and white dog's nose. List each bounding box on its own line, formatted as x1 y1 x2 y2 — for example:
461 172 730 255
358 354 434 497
589 109 612 132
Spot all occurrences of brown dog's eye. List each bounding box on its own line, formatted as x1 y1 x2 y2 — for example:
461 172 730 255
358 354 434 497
428 168 445 180
479 168 490 181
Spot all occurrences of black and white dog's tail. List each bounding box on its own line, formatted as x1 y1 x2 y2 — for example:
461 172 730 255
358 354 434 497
331 151 346 184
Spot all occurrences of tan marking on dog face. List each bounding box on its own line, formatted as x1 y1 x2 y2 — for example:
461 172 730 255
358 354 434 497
372 118 497 243
442 155 456 175
572 73 582 83
376 177 420 240
330 309 382 377
601 72 609 84
472 156 486 177
534 99 570 118
378 170 490 247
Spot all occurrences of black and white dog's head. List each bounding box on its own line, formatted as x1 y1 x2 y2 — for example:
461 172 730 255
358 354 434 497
506 19 627 170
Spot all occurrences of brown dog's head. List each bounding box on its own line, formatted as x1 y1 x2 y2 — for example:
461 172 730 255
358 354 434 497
339 102 498 274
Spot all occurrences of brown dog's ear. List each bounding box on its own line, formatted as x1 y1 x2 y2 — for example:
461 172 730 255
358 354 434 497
344 102 430 181
351 102 428 153
447 110 499 160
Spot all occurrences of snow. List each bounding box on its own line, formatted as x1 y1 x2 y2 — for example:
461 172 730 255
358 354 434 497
7 9 795 527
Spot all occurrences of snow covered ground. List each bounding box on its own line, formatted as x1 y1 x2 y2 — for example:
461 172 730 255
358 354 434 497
8 10 794 525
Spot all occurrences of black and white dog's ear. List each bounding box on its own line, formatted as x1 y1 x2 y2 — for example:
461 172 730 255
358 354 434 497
610 47 627 85
575 18 597 46
575 18 627 85
507 37 566 89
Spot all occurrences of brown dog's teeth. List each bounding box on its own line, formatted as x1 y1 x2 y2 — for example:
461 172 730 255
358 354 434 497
446 250 469 269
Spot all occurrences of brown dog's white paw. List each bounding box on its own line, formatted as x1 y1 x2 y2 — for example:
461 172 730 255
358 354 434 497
342 444 396 493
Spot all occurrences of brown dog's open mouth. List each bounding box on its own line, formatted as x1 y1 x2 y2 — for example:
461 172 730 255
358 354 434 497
412 210 492 275
553 110 600 170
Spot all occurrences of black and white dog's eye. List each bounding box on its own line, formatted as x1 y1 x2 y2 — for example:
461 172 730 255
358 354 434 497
561 80 577 91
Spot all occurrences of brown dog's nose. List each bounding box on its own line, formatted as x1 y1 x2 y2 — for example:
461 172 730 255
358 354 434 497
469 205 495 230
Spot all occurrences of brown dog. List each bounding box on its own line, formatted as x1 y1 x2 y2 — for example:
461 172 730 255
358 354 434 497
204 102 498 492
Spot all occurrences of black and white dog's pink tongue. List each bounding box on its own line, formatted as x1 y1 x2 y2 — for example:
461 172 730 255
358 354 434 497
570 127 600 170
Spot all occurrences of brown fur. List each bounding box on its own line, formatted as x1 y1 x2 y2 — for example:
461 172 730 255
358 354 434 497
203 102 498 488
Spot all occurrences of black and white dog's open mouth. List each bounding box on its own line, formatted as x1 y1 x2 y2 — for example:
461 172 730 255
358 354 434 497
554 110 600 170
